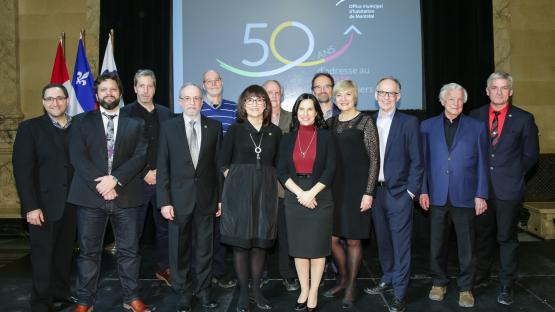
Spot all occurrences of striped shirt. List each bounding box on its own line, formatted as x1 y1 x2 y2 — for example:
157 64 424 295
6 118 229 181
201 99 237 133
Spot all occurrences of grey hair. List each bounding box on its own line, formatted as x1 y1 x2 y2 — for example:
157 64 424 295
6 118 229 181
262 79 283 94
438 83 468 103
486 71 513 90
179 83 203 98
376 76 402 91
133 69 157 87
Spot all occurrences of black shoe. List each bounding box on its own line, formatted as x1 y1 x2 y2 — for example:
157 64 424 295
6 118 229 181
177 305 192 312
294 300 307 311
177 295 192 312
212 277 237 288
283 278 300 291
307 305 318 312
497 285 514 306
364 282 393 295
199 296 218 309
54 295 78 304
389 297 407 312
249 294 272 310
236 306 250 312
322 287 344 298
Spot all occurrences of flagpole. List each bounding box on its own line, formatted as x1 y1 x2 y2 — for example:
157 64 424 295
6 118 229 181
61 32 66 62
110 29 115 53
81 28 86 51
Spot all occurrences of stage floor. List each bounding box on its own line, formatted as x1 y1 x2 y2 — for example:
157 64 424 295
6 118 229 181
1 230 554 311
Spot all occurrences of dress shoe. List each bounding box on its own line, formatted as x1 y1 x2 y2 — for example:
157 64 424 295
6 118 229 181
307 305 318 312
341 299 354 309
212 276 237 288
176 305 191 312
283 278 300 291
198 295 218 309
497 285 514 305
176 296 192 312
123 299 152 312
428 285 447 301
364 282 393 295
73 304 93 312
294 300 307 310
458 291 475 308
322 286 344 298
54 295 78 304
249 294 272 310
155 268 171 287
389 297 406 312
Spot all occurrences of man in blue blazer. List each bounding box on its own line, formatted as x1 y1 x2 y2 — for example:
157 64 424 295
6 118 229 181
419 83 489 308
363 77 423 312
470 72 539 306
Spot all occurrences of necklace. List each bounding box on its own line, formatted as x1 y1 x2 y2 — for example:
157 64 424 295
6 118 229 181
249 132 264 160
297 130 316 158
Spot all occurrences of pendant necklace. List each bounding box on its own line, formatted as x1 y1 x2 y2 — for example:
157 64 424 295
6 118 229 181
297 130 316 158
249 132 264 169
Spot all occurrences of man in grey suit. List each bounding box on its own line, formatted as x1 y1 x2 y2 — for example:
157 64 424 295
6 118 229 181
157 83 222 312
262 79 299 291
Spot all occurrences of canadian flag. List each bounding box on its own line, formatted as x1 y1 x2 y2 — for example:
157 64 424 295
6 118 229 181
50 40 82 116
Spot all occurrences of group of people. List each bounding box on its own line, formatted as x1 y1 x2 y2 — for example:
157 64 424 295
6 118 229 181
12 69 538 312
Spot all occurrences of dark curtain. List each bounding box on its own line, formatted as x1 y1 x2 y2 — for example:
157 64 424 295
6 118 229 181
100 0 494 117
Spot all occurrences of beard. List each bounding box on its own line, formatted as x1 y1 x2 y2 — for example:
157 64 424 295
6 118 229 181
316 93 330 104
99 96 120 110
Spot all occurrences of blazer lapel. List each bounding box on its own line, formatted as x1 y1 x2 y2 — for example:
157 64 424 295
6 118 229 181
449 115 465 152
435 115 449 154
384 112 400 159
495 105 513 148
198 117 208 162
176 117 193 164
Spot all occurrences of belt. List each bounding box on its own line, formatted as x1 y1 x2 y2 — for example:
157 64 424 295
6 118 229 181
297 173 312 178
377 181 386 187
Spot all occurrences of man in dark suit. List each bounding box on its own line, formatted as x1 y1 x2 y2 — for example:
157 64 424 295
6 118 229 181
364 77 423 312
470 72 539 305
262 79 299 291
419 83 489 308
122 69 173 286
68 72 150 312
13 83 76 312
157 83 222 312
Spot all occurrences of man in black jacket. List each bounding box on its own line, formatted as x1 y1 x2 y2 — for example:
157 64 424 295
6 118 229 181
13 83 76 312
68 73 150 312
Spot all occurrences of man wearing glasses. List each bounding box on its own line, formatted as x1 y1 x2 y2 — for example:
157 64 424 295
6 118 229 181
364 77 423 312
200 69 238 288
311 72 340 121
13 84 77 311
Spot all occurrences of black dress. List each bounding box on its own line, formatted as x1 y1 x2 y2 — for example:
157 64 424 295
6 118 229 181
330 113 379 239
219 121 282 248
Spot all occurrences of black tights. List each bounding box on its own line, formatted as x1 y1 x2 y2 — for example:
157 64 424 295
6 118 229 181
330 238 362 300
233 247 268 307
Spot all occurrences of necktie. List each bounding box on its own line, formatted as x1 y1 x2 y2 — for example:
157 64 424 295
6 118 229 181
189 120 199 168
103 112 117 174
491 111 500 146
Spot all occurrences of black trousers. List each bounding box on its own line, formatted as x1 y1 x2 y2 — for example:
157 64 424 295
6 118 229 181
277 198 296 279
429 204 475 291
29 205 76 312
475 194 521 286
169 207 214 299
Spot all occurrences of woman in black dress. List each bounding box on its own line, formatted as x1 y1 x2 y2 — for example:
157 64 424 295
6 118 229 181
277 94 336 311
324 80 379 308
219 85 282 312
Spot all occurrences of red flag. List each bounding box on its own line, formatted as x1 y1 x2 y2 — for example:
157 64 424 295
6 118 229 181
50 40 82 116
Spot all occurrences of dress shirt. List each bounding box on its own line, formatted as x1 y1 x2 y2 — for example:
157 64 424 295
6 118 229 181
489 103 509 138
443 113 460 150
183 113 202 151
376 108 395 182
100 107 120 140
48 113 72 129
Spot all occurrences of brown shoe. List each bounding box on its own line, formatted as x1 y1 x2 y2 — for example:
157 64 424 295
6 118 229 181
428 286 447 301
123 299 152 312
73 304 93 312
459 291 475 308
155 268 171 287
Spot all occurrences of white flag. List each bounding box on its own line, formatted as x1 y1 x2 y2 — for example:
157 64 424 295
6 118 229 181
101 32 124 107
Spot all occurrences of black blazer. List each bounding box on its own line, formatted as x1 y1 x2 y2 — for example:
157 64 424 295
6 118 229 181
12 114 74 221
470 104 539 200
67 109 147 208
156 115 223 223
277 128 336 188
372 111 423 197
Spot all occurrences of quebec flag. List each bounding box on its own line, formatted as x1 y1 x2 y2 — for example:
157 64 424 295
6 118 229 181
71 37 97 112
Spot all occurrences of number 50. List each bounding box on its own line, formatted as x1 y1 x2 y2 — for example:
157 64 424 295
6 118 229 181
242 23 269 67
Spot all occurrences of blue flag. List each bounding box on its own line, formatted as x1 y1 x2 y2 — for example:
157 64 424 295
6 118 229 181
71 38 96 112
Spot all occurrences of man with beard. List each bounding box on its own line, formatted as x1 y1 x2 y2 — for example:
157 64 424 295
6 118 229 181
311 72 339 121
200 69 237 288
122 69 173 287
69 72 150 312
13 84 77 311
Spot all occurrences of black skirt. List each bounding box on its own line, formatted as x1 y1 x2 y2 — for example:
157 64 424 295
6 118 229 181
284 177 334 258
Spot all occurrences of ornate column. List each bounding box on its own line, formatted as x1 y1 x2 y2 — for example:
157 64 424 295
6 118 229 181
0 0 23 218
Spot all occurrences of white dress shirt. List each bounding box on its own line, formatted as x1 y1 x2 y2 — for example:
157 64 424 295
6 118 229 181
100 106 120 140
377 108 395 182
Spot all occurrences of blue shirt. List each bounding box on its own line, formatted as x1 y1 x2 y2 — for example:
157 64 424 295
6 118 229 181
201 99 237 133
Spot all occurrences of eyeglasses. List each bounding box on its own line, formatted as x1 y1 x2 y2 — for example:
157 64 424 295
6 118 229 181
180 96 202 103
376 90 399 98
203 78 222 86
43 96 67 103
313 84 332 92
245 97 265 106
